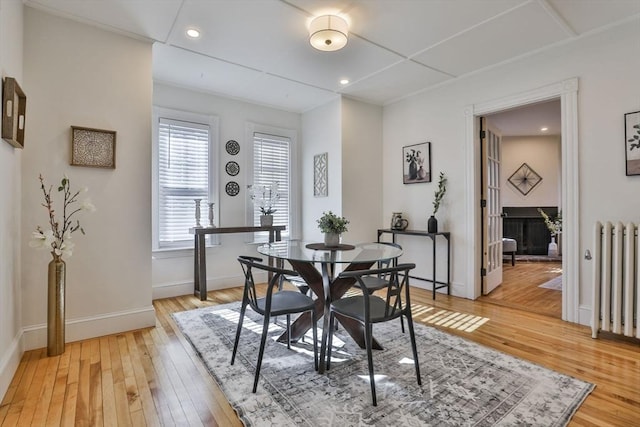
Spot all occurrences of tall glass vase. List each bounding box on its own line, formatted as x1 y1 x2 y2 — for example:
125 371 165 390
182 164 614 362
47 253 66 356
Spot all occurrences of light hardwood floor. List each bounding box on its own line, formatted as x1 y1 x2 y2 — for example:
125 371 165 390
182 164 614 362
480 260 563 318
1 282 638 426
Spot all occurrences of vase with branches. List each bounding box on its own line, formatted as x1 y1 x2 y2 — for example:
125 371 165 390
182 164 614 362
428 172 447 233
29 174 95 356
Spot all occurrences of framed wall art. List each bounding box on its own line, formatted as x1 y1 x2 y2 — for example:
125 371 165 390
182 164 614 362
314 152 328 197
70 126 116 168
508 162 542 196
403 142 431 184
624 110 640 176
2 77 27 149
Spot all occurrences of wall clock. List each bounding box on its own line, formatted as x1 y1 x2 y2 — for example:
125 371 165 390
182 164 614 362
225 139 240 155
508 162 542 196
225 161 240 176
225 181 240 196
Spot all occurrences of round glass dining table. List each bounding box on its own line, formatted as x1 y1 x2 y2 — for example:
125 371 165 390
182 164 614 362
257 240 402 372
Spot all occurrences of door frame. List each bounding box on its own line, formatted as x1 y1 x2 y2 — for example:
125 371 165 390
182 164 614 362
464 78 579 323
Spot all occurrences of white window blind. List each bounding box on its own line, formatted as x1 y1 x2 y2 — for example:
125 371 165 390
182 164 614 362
158 117 210 247
253 132 290 238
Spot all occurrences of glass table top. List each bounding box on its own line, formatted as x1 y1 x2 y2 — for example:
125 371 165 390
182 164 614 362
257 240 402 264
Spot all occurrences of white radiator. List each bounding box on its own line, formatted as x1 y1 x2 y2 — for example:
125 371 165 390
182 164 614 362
591 222 639 339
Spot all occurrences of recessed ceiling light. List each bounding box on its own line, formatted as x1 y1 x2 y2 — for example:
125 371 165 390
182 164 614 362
340 79 349 85
541 127 548 132
186 28 201 39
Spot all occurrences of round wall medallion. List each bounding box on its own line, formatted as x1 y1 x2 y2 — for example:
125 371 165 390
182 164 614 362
225 181 240 196
225 140 240 155
225 161 240 176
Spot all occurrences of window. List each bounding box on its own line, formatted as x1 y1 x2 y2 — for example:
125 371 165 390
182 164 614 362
153 108 219 250
247 125 299 241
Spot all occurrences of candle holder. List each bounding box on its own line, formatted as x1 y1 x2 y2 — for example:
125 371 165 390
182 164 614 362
194 199 202 227
208 202 215 227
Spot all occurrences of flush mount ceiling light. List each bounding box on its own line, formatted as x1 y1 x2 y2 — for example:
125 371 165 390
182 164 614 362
309 15 348 51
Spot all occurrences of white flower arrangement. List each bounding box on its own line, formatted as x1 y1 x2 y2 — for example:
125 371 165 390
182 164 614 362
29 174 95 259
538 208 562 237
248 182 280 215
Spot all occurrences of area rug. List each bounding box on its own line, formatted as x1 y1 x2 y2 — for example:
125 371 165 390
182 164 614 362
539 275 563 291
172 302 593 426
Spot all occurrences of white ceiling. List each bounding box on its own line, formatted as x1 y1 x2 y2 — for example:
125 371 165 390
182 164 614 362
24 0 640 114
488 99 561 136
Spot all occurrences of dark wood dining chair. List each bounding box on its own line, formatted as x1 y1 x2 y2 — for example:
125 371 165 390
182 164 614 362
232 256 318 393
355 241 405 332
325 263 421 406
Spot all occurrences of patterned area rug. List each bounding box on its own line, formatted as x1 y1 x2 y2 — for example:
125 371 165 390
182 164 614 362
539 275 563 291
172 302 593 426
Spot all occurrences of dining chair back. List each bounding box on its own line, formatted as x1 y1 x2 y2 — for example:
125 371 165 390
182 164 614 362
355 242 405 332
325 263 420 406
232 256 318 392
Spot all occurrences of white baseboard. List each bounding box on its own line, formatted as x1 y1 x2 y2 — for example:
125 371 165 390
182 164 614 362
578 304 592 328
407 279 466 298
152 273 250 300
0 331 24 403
22 305 156 351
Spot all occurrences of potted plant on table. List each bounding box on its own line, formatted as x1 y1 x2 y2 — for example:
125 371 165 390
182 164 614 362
317 211 349 247
248 182 280 226
428 172 447 233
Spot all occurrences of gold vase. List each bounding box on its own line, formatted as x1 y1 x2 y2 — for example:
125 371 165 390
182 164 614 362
47 253 66 356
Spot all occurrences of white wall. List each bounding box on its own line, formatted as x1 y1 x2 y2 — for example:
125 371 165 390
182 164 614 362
502 135 561 207
152 83 301 298
0 0 23 402
383 19 640 322
301 98 342 242
341 98 383 244
20 8 155 349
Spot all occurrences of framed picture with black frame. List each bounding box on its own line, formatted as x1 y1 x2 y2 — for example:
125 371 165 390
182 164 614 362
402 142 431 184
625 110 640 176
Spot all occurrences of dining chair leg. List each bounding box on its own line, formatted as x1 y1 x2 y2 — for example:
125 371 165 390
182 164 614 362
231 301 248 365
393 296 406 333
326 313 336 371
286 314 291 349
253 313 272 393
311 309 319 371
364 321 377 406
405 312 422 385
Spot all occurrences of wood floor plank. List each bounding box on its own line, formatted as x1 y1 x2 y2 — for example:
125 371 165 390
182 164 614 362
2 273 638 426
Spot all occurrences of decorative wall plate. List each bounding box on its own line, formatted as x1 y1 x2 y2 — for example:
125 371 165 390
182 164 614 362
225 139 240 155
225 161 240 176
508 162 542 196
225 181 240 196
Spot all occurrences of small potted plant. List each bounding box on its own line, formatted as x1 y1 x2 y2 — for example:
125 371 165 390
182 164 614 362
248 182 280 226
317 211 349 247
428 172 447 233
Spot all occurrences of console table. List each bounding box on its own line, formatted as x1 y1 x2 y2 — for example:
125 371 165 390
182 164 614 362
191 225 285 300
377 229 451 299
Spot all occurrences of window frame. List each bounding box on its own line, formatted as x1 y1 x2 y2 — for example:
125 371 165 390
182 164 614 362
245 122 300 241
152 106 220 252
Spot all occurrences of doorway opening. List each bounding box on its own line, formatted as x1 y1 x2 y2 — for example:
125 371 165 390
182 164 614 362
464 77 580 323
480 100 563 318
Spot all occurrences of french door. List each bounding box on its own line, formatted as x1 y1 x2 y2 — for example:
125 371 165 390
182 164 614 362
481 117 503 294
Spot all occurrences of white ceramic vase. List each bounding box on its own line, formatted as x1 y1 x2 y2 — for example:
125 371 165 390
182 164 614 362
548 236 558 257
260 214 273 226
